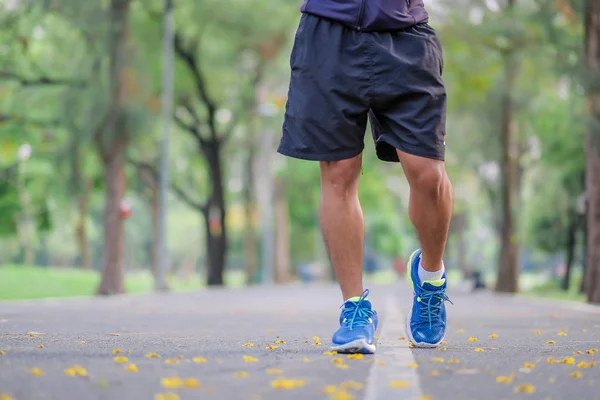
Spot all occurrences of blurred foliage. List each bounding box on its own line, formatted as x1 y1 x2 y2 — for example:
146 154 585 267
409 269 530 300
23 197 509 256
0 0 591 284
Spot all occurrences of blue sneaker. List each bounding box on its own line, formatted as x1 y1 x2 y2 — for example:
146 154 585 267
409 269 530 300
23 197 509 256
406 249 452 348
331 289 378 354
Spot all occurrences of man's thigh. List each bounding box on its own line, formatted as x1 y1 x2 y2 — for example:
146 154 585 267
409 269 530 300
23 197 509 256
368 23 447 162
278 14 370 162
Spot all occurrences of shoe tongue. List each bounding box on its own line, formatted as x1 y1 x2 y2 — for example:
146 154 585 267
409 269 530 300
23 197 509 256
421 278 446 290
345 297 372 309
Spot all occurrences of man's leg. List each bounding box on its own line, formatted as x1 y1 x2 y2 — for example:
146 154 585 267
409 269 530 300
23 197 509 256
319 154 364 301
397 150 453 274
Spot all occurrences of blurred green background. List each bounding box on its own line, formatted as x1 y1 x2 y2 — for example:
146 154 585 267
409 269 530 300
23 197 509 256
1 0 599 303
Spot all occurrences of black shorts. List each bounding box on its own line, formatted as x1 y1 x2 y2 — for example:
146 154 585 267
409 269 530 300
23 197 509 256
277 14 447 162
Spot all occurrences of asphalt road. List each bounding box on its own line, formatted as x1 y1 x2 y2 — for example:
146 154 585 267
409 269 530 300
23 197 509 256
0 282 599 400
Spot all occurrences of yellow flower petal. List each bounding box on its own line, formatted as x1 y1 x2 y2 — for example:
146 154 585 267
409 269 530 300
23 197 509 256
535 330 541 335
577 361 592 368
183 378 200 388
146 353 161 358
193 357 207 363
574 351 583 355
270 378 306 389
398 336 406 341
546 340 556 345
266 345 278 350
112 349 121 354
0 394 15 400
431 358 445 363
557 331 567 337
448 359 460 364
587 348 598 355
80 340 86 344
441 340 448 345
0 351 5 355
322 385 338 393
234 371 249 378
389 380 410 389
303 357 311 363
489 333 498 339
164 359 180 365
496 376 514 384
474 348 484 352
438 347 448 351
30 368 44 376
337 363 350 369
408 341 415 348
339 381 364 390
243 343 255 347
65 365 87 377
347 354 363 360
406 363 419 368
570 371 582 378
323 351 338 355
36 344 44 349
331 392 354 400
243 355 258 363
582 329 587 333
514 384 536 393
275 339 286 344
562 357 575 365
456 329 465 333
266 368 283 375
125 363 138 372
468 337 478 342
154 393 180 400
161 377 183 388
429 370 439 376
114 356 128 363
178 355 184 359
331 357 344 364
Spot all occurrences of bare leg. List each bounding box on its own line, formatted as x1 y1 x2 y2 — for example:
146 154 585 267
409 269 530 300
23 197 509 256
319 154 364 300
396 149 453 272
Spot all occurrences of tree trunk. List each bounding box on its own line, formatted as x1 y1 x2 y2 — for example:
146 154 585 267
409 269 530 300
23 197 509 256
96 0 131 295
150 186 159 278
203 141 227 286
73 143 92 270
562 208 578 291
97 135 127 295
274 177 291 284
584 0 600 304
243 142 258 284
76 181 92 270
495 48 520 293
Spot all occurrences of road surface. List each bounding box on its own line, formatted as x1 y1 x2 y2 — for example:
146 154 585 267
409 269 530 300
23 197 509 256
1 282 599 400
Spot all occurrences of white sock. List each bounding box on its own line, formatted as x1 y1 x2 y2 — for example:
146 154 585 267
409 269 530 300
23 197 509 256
418 259 445 283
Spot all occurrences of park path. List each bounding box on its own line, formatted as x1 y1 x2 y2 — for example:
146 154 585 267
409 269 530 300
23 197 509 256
0 282 599 400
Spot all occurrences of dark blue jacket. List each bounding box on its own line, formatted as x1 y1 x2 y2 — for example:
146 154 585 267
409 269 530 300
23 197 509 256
301 0 428 32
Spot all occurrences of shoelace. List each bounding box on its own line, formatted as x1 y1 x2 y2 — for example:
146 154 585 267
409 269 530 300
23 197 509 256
341 289 375 330
418 288 453 328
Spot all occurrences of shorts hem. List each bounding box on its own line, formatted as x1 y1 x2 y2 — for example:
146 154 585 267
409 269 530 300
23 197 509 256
377 137 445 162
277 146 364 162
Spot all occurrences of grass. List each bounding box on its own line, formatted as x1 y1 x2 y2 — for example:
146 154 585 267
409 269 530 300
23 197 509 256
0 265 245 301
525 274 586 303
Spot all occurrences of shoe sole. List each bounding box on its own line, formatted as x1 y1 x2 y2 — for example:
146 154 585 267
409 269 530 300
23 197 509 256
405 249 444 349
331 339 376 354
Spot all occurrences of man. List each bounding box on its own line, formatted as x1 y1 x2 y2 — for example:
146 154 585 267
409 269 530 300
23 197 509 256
277 0 453 353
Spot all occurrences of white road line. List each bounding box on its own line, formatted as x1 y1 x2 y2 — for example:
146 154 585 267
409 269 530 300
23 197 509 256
364 295 423 400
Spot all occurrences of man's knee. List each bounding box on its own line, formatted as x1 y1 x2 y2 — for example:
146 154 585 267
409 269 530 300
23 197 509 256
406 160 450 199
320 155 362 197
